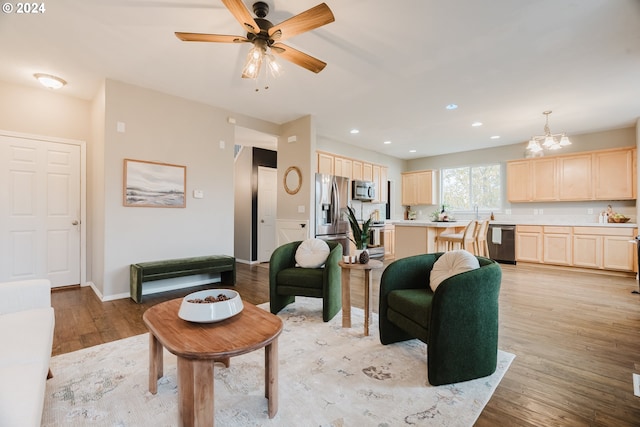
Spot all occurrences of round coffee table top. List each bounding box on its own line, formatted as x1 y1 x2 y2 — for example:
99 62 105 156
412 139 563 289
143 297 283 360
339 259 384 271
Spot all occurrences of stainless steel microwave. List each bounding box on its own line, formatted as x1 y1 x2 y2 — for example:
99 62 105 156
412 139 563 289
352 180 376 201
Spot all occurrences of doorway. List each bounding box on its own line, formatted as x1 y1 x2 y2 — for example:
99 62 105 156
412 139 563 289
258 166 277 262
0 131 85 287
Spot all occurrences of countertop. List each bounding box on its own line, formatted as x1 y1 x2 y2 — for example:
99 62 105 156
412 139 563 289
390 219 638 228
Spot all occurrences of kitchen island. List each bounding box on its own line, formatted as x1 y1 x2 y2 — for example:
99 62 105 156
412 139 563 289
393 220 469 259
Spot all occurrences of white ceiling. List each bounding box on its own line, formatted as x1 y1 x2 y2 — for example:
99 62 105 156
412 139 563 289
1 0 639 159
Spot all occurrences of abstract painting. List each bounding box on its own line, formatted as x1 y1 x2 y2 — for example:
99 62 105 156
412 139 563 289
123 159 186 208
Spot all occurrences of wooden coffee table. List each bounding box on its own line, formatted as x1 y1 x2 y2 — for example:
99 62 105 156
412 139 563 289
339 259 384 336
143 298 283 426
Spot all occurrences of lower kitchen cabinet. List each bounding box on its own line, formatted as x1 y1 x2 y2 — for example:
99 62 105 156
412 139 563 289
519 225 636 272
573 227 636 272
543 226 572 265
515 225 543 263
382 224 395 259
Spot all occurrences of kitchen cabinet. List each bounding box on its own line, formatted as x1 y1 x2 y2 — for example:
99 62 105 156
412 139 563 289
532 158 558 201
572 227 635 272
506 161 532 202
378 166 388 203
542 226 572 265
593 148 636 200
516 225 543 263
507 147 636 202
558 154 592 200
401 170 435 206
318 152 334 175
352 160 363 181
334 156 352 179
382 224 395 259
363 163 373 181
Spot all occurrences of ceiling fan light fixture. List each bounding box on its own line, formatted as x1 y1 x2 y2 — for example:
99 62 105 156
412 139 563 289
34 73 66 89
242 45 265 79
559 135 572 146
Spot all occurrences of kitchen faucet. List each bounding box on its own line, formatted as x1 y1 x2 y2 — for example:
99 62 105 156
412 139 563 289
474 204 479 219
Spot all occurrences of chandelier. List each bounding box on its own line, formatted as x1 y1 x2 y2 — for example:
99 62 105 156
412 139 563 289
526 111 571 153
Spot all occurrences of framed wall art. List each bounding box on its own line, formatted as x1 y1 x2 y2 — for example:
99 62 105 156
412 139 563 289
123 159 186 208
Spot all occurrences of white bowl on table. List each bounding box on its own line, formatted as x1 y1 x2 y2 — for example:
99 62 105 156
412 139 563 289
178 289 243 323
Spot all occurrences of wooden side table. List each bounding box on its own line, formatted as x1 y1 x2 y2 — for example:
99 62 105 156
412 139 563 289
339 259 384 336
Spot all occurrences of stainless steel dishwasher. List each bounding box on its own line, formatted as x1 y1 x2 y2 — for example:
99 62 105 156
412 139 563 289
487 224 516 264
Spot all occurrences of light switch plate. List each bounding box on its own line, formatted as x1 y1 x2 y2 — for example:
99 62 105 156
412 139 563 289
193 189 204 199
297 205 305 213
633 373 640 397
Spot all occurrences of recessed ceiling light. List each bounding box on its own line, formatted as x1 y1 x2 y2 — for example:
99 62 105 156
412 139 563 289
34 73 66 89
350 129 360 134
383 140 392 145
445 104 458 110
471 122 483 127
490 135 500 140
409 149 417 153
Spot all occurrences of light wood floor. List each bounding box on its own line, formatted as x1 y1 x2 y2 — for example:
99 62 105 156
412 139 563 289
51 261 640 426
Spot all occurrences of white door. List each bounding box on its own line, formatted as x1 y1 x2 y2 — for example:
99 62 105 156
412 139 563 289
0 135 81 287
258 166 277 263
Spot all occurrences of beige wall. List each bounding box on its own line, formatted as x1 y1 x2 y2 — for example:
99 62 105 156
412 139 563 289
98 79 236 298
0 80 91 141
277 115 315 224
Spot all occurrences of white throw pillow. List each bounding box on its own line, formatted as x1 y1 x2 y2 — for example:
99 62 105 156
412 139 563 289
295 238 331 268
429 250 480 292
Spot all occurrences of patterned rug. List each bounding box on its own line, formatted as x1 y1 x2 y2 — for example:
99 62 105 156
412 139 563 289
42 298 514 426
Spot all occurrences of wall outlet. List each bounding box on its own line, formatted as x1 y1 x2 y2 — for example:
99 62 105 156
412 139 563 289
533 209 539 215
539 209 543 215
634 373 640 397
505 209 511 215
587 208 593 214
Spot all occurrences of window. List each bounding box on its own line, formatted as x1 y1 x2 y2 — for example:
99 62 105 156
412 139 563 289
440 164 501 212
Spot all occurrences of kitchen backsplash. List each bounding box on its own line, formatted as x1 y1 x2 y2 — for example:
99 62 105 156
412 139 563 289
399 200 637 224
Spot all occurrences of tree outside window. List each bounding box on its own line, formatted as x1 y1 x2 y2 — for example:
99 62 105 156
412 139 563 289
441 164 501 212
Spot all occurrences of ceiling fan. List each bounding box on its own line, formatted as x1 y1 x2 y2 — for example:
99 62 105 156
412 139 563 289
175 0 335 79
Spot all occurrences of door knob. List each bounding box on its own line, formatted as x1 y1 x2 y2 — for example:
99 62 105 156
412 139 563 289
72 220 79 225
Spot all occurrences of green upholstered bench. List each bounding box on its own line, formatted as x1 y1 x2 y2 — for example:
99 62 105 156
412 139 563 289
130 255 236 303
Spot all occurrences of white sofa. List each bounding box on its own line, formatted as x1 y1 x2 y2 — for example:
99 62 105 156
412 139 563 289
0 279 55 427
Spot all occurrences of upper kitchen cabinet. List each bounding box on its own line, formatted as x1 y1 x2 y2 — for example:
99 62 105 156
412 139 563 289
557 153 592 200
317 152 334 175
401 170 435 206
506 161 532 202
593 148 636 200
316 151 388 202
506 147 636 202
334 156 352 179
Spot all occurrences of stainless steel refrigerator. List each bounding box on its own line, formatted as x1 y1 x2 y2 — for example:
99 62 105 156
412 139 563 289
315 173 350 255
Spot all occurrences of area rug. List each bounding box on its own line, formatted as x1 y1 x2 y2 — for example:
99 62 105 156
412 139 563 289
42 298 514 426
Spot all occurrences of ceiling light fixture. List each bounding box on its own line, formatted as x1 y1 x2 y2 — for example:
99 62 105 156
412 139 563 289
241 39 282 91
34 73 66 89
350 129 360 134
383 140 392 145
526 111 571 153
490 135 500 140
471 122 483 127
445 104 458 110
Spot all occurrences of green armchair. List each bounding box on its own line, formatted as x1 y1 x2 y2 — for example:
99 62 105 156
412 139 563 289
269 241 342 322
379 253 502 385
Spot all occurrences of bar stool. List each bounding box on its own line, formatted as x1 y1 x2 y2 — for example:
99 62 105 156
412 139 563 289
437 220 478 252
474 219 490 256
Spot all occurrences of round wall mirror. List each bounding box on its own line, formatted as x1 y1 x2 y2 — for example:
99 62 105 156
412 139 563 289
283 166 302 195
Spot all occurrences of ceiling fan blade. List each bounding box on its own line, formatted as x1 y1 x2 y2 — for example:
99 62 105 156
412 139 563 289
221 0 260 34
175 32 249 43
271 43 327 73
268 3 335 41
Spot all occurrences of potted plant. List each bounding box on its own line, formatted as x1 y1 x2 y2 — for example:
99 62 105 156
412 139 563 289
346 206 371 263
